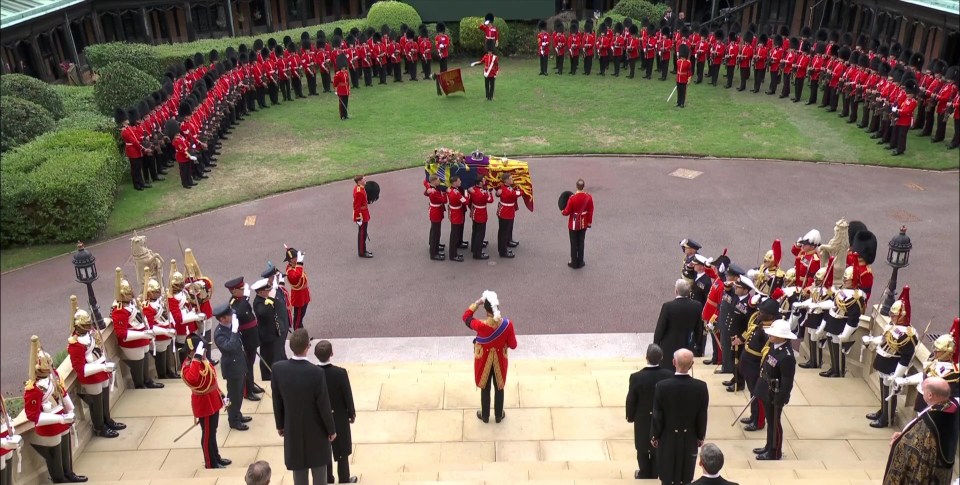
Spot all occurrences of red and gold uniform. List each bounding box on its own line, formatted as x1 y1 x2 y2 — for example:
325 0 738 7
791 233 821 289
68 295 125 437
463 294 517 422
283 246 310 329
562 189 594 268
181 347 225 469
112 268 162 389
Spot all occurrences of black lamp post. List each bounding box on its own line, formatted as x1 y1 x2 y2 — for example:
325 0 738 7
880 226 913 317
72 242 106 329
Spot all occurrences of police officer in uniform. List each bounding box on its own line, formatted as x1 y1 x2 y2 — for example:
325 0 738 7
226 277 263 401
753 319 797 461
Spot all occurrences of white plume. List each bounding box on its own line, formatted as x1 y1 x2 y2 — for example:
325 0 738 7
482 290 501 319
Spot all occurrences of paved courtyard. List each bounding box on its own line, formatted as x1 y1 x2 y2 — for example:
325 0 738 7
1 156 958 393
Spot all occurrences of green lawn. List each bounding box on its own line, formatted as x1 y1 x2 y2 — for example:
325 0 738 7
3 58 957 272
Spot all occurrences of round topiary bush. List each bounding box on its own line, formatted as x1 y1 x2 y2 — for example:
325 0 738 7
85 42 166 80
365 1 423 33
0 73 66 119
611 0 668 24
459 17 510 55
0 96 56 153
93 61 161 116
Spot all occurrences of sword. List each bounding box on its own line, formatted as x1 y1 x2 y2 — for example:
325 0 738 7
732 395 757 426
667 85 677 102
173 419 199 442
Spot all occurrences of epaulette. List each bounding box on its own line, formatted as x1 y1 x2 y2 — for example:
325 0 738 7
68 336 78 345
24 380 35 391
265 299 274 306
230 297 236 304
811 253 820 261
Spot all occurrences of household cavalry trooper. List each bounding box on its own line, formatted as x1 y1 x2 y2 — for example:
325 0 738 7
750 239 785 296
818 266 865 378
1 394 23 485
861 286 917 428
168 259 207 362
111 267 163 390
66 295 125 438
895 327 960 413
794 257 835 369
141 266 179 379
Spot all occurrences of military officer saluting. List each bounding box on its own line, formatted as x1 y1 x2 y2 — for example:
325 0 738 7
753 319 797 461
861 286 917 428
679 238 702 281
818 266 865 378
895 330 960 413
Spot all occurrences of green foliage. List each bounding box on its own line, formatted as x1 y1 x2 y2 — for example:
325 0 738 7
503 22 537 56
93 62 160 116
365 1 423 33
459 17 510 55
611 0 668 23
0 129 124 245
57 111 116 133
51 85 97 116
0 96 55 153
596 14 628 31
3 398 24 418
53 349 68 367
0 73 66 119
85 42 165 80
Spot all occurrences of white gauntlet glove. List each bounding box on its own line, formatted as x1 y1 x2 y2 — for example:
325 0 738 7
297 251 305 263
194 342 205 357
839 324 858 341
231 314 239 333
0 435 21 450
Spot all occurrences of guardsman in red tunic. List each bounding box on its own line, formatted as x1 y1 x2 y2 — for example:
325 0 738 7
737 31 754 91
24 336 86 483
495 173 521 258
67 295 124 438
560 178 594 269
553 20 567 75
112 267 163 390
792 43 811 102
353 175 373 258
582 19 596 75
709 29 724 85
807 43 825 104
282 246 311 329
181 335 230 469
627 24 641 78
537 20 550 76
792 229 822 289
462 291 518 424
701 253 733 365
446 175 468 262
611 22 623 77
568 20 582 75
435 22 451 73
950 89 960 149
479 13 499 49
752 34 769 92
695 26 710 83
780 37 799 99
598 24 612 76
658 26 673 81
333 54 350 120
467 179 494 260
931 65 957 142
417 24 432 80
472 47 499 101
1 396 23 485
424 175 447 260
116 108 148 191
848 229 877 302
892 77 919 156
676 44 692 108
724 31 739 88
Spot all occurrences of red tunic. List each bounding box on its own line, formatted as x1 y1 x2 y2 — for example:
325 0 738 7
583 32 596 57
181 359 223 419
468 186 493 223
24 372 71 437
333 70 350 96
121 125 144 158
463 307 517 389
562 191 594 230
425 187 446 222
447 187 467 225
791 245 821 288
553 32 567 56
896 97 918 126
435 34 450 59
739 44 753 69
143 301 172 342
676 58 692 84
285 263 311 307
702 272 725 322
496 185 521 220
537 32 550 57
482 53 499 78
353 184 370 222
112 305 151 349
67 335 109 385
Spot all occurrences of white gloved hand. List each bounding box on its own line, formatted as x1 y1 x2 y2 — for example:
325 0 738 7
194 341 205 356
747 269 759 279
297 251 304 263
243 283 251 298
882 374 897 386
272 277 279 291
817 300 835 310
891 107 899 113
231 314 239 333
839 324 857 341
471 61 481 67
484 20 491 25
198 312 207 321
105 362 116 373
190 155 198 161
706 321 715 332
894 376 908 387
861 335 873 346
62 413 75 424
793 301 810 310
1 435 22 450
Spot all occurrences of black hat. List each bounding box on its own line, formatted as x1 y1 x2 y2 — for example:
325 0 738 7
224 277 244 290
858 53 869 68
910 52 924 70
850 50 861 65
891 65 905 83
300 30 310 41
932 59 946 76
801 26 811 38
336 53 348 70
253 38 264 50
711 254 731 273
890 42 902 58
113 107 127 124
727 264 746 277
404 30 414 40
680 239 701 251
365 26 375 37
286 42 297 52
947 65 959 84
779 25 790 37
260 47 270 59
571 20 579 33
419 24 428 36
274 45 284 56
869 38 880 51
333 27 344 37
484 12 494 23
829 30 840 43
678 43 690 59
605 16 613 27
558 191 573 211
366 180 381 203
163 119 180 138
848 222 868 247
184 57 195 70
436 22 446 33
856 33 867 48
851 230 878 264
716 29 724 39
774 34 783 46
869 56 881 71
727 30 737 42
758 297 780 316
759 33 769 45
789 37 799 50
624 17 633 27
878 62 892 77
213 303 233 318
899 48 912 65
177 101 191 119
816 28 828 42
183 333 209 355
283 247 299 263
903 77 919 96
126 108 139 124
555 20 565 32
629 24 639 36
699 26 708 36
239 43 248 54
838 46 851 62
815 42 826 55
841 32 853 46
302 39 312 51
268 37 278 49
261 262 279 278
373 32 382 42
744 31 754 44
878 44 890 58
193 52 204 67
585 18 594 31
225 46 236 59
317 30 327 43
662 26 670 36
331 35 342 48
283 35 293 45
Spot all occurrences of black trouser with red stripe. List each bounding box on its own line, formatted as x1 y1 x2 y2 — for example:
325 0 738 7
357 220 368 255
292 304 308 330
449 223 464 259
762 397 783 458
198 412 221 468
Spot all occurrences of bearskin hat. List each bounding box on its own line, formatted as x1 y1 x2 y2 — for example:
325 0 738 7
744 31 754 44
418 24 428 37
193 52 204 66
571 20 580 33
815 42 826 55
283 35 292 45
851 230 878 265
555 20 565 32
759 33 769 45
878 62 892 77
903 77 919 95
829 30 840 43
113 107 127 125
856 33 867 48
485 13 494 23
678 43 690 59
700 25 708 36
910 52 924 70
789 37 799 50
437 22 446 33
253 38 264 50
801 26 811 38
899 48 912 65
163 119 180 139
838 46 851 62
841 32 853 46
584 18 594 31
816 28 828 42
946 65 959 84
858 53 869 68
779 25 790 37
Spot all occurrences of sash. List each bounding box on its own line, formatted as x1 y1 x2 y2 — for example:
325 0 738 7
475 318 510 345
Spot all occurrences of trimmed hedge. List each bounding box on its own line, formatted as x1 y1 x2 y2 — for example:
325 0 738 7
93 62 160 116
610 0 668 24
0 130 124 245
503 22 537 56
0 73 66 119
0 96 56 153
459 17 510 55
57 112 116 134
52 85 97 116
85 42 165 80
366 1 423 33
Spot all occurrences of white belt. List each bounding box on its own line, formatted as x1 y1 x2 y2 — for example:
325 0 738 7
472 204 487 209
429 203 444 208
500 203 515 207
449 205 463 210
877 347 895 359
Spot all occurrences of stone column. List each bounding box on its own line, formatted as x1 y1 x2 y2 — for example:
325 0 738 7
183 2 197 41
141 7 155 44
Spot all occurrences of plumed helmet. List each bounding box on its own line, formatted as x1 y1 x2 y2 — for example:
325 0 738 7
799 229 822 246
910 52 924 70
114 267 134 304
851 230 878 264
571 20 580 33
744 31 754 44
485 13 494 23
113 107 127 124
253 38 264 50
69 295 92 334
164 119 180 138
169 259 184 292
816 28 828 42
27 335 55 384
558 191 573 211
629 24 639 36
678 43 690 59
437 22 446 33
933 333 956 355
556 20 565 32
365 180 381 203
890 285 911 325
815 256 836 287
784 268 797 286
764 239 782 267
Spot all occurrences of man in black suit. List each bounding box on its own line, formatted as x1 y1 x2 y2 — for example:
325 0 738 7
212 303 251 431
271 329 336 485
315 340 358 484
251 278 281 381
626 344 674 480
651 349 709 485
690 443 738 484
654 279 703 369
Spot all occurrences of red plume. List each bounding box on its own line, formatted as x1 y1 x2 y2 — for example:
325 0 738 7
896 285 911 325
951 317 959 364
770 287 785 300
771 239 782 266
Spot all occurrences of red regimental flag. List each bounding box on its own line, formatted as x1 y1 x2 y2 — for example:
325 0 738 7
438 68 465 95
